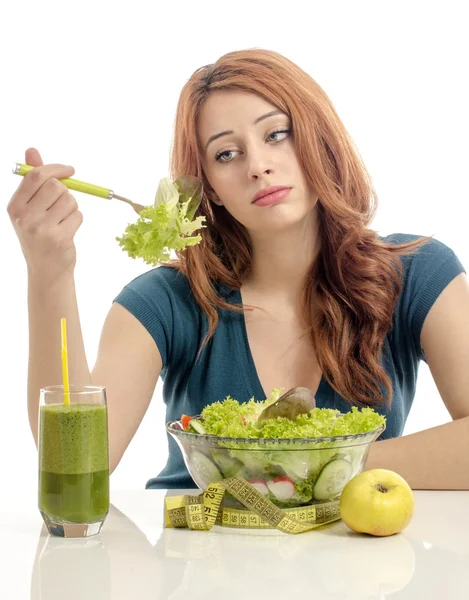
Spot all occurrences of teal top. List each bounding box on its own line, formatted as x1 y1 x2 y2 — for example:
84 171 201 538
113 233 465 489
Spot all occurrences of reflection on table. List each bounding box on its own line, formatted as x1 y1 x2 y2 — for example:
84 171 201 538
29 490 469 600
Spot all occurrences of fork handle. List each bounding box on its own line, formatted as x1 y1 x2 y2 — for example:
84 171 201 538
13 163 114 200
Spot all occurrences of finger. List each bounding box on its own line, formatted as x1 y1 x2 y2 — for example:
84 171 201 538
25 147 44 168
44 191 79 225
56 208 83 240
10 187 73 234
9 164 75 211
27 177 69 213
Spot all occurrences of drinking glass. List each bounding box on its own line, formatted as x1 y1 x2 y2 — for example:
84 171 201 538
38 385 110 537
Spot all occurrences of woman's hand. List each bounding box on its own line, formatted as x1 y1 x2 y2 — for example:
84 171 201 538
7 148 83 285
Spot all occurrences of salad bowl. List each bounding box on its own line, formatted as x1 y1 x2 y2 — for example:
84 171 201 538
167 410 385 509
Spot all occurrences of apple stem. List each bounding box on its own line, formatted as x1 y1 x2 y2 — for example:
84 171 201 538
375 484 388 493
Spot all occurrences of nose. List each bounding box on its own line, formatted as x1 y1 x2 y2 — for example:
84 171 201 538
248 167 272 180
247 148 274 180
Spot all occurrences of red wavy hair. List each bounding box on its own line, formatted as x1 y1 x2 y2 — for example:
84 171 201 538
167 48 431 408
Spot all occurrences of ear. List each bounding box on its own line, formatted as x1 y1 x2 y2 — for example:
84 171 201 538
212 195 224 207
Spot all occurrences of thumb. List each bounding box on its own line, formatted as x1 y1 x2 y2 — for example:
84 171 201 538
25 147 44 167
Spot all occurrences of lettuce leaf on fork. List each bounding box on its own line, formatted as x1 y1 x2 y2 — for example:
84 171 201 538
116 175 206 265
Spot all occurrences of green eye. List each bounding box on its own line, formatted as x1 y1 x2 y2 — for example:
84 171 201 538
267 129 291 142
215 129 291 164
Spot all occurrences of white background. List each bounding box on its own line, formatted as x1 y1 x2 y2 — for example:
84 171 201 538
1 0 467 493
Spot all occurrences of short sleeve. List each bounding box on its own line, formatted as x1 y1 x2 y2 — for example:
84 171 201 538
112 267 185 370
404 237 466 360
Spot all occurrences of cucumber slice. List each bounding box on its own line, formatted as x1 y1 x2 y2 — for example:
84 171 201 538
210 449 244 478
313 458 353 501
191 451 223 485
189 419 207 434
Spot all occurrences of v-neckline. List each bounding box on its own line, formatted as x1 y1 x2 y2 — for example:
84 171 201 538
231 288 329 402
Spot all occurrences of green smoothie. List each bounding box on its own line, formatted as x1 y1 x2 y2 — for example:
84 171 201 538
39 403 109 523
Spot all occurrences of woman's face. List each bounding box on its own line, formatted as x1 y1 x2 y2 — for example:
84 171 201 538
198 90 319 235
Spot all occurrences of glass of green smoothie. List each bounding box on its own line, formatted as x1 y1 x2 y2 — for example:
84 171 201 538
38 385 110 538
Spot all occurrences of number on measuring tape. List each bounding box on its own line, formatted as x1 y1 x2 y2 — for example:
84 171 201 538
165 476 341 534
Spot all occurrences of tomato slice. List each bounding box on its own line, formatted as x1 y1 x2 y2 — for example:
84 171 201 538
181 414 193 431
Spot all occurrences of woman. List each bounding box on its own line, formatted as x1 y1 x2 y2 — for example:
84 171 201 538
7 48 469 491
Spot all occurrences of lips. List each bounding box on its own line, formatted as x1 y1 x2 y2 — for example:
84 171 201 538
252 187 291 207
252 185 291 203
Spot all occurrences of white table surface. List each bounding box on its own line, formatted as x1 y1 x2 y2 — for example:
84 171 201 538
2 489 469 599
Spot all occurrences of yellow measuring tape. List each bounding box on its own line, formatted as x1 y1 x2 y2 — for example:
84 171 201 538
165 476 341 534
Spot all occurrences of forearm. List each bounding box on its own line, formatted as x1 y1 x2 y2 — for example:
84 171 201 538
27 272 91 444
364 415 469 490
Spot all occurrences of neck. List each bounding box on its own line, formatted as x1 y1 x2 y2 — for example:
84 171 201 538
242 211 320 308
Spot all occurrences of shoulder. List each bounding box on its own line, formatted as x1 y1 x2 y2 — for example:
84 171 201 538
379 232 464 278
112 266 203 369
380 231 455 255
380 232 466 357
116 265 197 310
125 264 191 292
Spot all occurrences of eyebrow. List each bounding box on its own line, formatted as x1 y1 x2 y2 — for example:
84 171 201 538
204 109 285 153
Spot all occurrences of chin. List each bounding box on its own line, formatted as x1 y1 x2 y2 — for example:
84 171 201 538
255 206 316 233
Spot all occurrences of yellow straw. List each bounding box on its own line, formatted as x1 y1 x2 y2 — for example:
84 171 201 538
61 318 71 406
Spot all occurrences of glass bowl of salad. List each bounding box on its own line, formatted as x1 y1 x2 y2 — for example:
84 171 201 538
166 390 386 509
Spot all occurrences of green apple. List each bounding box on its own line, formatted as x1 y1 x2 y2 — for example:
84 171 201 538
339 468 414 536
